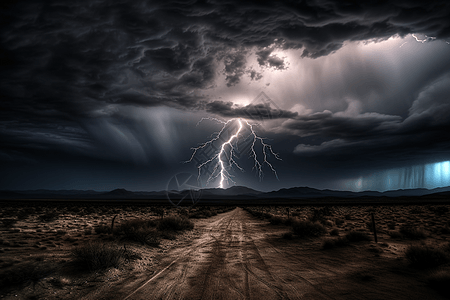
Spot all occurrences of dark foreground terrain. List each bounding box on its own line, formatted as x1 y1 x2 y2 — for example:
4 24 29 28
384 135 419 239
1 202 450 299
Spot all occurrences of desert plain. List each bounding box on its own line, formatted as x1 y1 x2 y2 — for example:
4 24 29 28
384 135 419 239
1 201 450 299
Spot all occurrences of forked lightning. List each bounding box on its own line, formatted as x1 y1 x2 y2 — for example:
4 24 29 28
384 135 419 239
186 117 281 188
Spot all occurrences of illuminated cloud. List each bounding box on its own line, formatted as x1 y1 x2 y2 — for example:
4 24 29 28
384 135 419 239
1 0 450 191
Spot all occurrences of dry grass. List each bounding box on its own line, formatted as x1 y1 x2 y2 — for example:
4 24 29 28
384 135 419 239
405 245 449 269
291 220 327 238
345 231 371 242
399 225 427 240
72 242 140 271
157 216 194 231
0 260 57 287
427 268 450 298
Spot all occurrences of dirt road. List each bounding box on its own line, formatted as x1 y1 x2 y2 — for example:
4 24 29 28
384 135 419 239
97 207 444 300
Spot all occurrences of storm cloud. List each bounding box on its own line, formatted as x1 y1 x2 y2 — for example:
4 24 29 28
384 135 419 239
206 101 298 120
1 0 450 191
287 74 450 169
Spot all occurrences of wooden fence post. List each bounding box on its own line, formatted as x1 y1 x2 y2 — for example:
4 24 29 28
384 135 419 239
371 213 378 243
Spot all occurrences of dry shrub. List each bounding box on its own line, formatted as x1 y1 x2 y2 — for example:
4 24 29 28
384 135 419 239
118 219 159 246
291 211 300 217
282 232 293 240
322 237 349 249
94 224 112 234
50 276 71 288
157 216 194 231
72 242 139 271
334 218 344 226
269 215 284 225
0 260 56 287
330 228 339 236
399 226 426 240
292 220 327 238
388 231 403 239
38 211 59 222
1 218 17 228
427 268 450 298
345 231 371 242
405 245 449 269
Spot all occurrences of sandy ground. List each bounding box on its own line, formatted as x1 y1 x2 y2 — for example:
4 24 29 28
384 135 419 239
1 204 449 299
98 207 447 300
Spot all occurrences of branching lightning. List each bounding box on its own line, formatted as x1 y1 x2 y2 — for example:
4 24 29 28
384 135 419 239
412 33 436 43
186 117 281 188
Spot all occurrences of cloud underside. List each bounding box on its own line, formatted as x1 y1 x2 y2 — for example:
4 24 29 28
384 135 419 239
1 0 450 171
206 101 298 119
2 0 450 116
288 74 450 167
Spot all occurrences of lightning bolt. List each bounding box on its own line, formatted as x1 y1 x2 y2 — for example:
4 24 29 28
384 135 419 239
412 33 436 43
186 117 281 188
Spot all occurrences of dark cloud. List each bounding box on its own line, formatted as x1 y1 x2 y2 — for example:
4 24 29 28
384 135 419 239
288 74 450 169
221 50 248 87
256 47 288 70
2 0 449 118
206 101 298 120
1 0 450 190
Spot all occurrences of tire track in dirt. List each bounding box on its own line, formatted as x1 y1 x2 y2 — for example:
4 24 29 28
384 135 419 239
119 214 231 300
98 207 448 300
260 238 337 299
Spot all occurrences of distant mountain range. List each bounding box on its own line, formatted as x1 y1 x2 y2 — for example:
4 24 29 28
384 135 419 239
2 185 450 201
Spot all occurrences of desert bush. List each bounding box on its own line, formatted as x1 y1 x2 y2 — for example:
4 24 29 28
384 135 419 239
263 212 273 219
399 225 426 240
335 218 344 226
291 220 327 238
387 222 396 230
409 207 424 214
1 218 17 228
405 245 449 269
153 207 165 218
72 242 140 271
427 268 450 298
157 216 194 231
0 260 56 287
445 242 450 253
322 237 349 249
159 230 177 240
284 217 295 226
440 226 450 234
56 229 67 235
433 206 449 216
310 207 332 223
388 231 403 239
118 219 159 246
282 232 293 240
345 231 371 242
269 215 284 225
39 211 60 222
178 208 189 218
17 210 31 220
72 242 121 271
330 228 339 236
50 276 71 288
95 224 111 234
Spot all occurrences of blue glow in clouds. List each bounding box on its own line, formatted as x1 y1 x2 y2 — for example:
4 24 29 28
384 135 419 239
345 161 450 191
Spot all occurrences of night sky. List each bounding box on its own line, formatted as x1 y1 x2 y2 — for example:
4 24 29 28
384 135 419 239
2 0 450 192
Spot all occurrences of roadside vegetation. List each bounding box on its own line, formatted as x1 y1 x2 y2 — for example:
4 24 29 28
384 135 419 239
0 203 235 298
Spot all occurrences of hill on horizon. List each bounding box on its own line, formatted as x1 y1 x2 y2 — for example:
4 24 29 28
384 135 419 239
2 185 450 200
